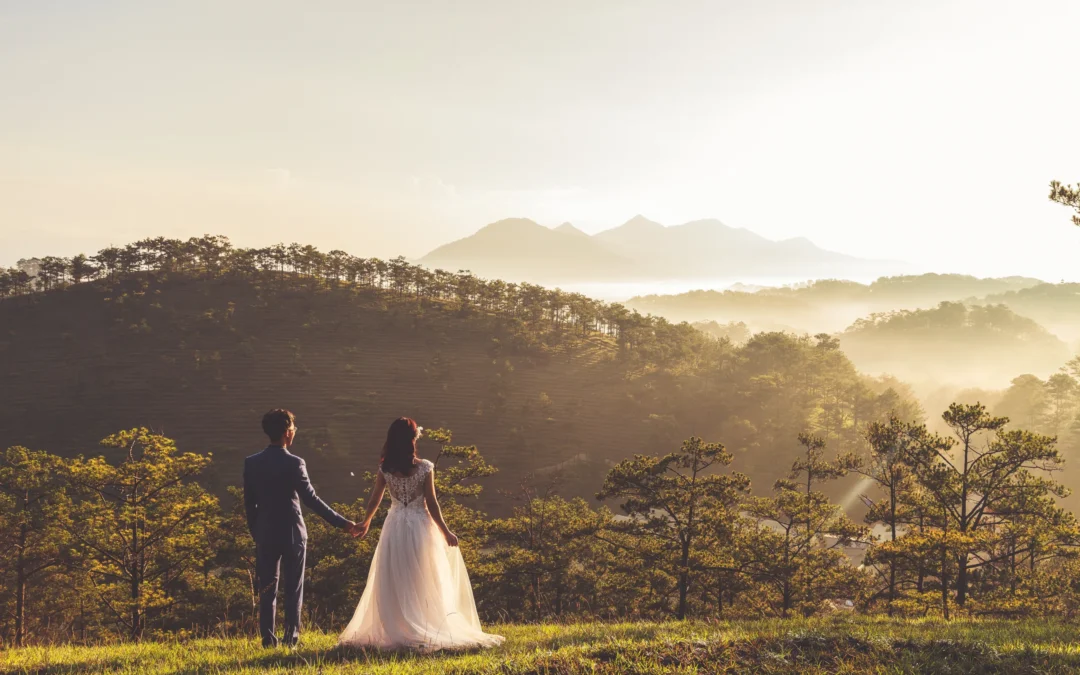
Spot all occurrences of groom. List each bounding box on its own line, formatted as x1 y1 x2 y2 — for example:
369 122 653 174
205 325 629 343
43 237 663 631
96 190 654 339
244 409 360 648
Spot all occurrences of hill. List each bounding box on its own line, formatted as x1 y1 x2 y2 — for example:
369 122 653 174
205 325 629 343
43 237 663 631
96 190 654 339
626 274 1047 334
5 619 1080 674
838 301 1070 388
0 238 921 514
0 277 634 514
420 216 901 283
981 282 1080 343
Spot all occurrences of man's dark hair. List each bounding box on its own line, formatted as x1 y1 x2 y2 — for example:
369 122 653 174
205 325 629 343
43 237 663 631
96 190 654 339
262 409 296 442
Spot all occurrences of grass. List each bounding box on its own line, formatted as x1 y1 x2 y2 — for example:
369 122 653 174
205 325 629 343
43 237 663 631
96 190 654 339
4 618 1080 674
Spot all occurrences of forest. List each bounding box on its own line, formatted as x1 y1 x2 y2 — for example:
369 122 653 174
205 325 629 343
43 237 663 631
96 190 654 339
624 275 1046 335
2 236 1080 648
837 301 1070 387
3 408 1077 646
0 236 927 509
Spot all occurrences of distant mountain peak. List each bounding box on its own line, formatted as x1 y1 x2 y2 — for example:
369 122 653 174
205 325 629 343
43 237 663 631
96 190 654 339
679 218 730 228
478 217 543 234
420 216 635 281
777 236 820 250
420 214 904 284
620 214 665 230
554 222 588 237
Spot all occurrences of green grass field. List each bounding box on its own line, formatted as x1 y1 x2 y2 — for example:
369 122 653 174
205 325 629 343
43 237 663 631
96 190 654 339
5 619 1080 674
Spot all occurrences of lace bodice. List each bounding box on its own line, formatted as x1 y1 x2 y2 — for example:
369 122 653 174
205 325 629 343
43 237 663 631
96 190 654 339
381 459 432 509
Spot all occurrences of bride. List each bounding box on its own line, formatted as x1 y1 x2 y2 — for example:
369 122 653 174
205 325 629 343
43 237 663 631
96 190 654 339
338 417 504 651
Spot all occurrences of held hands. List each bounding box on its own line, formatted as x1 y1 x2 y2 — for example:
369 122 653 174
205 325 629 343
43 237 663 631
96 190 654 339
345 520 369 539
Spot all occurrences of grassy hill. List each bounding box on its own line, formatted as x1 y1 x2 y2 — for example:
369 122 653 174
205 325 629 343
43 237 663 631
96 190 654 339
5 619 1080 674
0 268 915 514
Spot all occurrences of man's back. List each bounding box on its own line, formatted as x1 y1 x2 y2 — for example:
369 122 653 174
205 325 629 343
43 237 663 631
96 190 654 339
244 446 305 542
244 446 348 545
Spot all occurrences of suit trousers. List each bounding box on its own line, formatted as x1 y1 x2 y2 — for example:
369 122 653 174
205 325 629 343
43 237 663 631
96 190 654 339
255 537 306 647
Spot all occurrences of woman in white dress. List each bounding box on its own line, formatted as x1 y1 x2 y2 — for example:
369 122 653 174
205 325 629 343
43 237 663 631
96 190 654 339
338 417 504 651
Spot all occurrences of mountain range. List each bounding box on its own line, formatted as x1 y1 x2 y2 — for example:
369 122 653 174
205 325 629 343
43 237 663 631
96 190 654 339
419 216 908 284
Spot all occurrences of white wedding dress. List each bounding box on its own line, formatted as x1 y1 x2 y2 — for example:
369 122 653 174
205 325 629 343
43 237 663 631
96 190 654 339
338 459 504 651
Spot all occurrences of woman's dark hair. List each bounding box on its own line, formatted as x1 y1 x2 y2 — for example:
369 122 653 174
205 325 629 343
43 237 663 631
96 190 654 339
381 417 419 474
262 409 295 442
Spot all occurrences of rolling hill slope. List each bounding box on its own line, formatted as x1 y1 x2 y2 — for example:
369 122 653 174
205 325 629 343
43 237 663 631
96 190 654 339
0 280 641 514
0 269 916 514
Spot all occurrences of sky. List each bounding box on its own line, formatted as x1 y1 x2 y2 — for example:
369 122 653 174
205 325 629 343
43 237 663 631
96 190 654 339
2 0 1079 280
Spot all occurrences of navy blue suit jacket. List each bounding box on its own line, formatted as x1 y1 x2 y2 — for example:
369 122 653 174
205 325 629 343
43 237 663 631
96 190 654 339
243 445 349 546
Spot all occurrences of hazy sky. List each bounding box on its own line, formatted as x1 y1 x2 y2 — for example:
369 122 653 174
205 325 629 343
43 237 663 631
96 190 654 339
2 0 1079 279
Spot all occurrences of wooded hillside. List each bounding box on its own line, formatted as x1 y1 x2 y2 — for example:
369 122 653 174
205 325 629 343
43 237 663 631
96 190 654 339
0 236 918 512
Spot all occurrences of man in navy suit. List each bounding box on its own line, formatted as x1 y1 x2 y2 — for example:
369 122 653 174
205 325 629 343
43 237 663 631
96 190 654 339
244 409 359 647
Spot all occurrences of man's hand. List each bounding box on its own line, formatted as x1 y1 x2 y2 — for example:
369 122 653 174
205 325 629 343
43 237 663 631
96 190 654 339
346 521 368 538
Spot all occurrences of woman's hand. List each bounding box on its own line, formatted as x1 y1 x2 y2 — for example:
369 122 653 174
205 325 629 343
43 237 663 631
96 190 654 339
444 530 459 547
351 521 370 539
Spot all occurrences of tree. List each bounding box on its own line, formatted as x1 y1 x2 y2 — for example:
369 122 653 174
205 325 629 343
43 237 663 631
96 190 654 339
744 433 868 617
191 235 232 277
69 254 98 284
15 259 42 285
973 469 1079 616
65 429 219 639
995 375 1048 430
0 447 71 646
1043 373 1078 434
36 256 70 292
484 483 609 621
422 428 498 546
906 404 1065 609
1049 180 1080 227
91 247 121 279
200 487 259 635
853 417 928 614
597 437 750 619
326 250 349 285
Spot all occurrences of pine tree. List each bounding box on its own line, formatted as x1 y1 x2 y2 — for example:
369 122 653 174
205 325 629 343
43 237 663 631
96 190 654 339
905 404 1065 610
484 482 609 621
744 434 868 617
65 429 219 639
1049 180 1080 226
597 437 750 619
0 447 71 646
